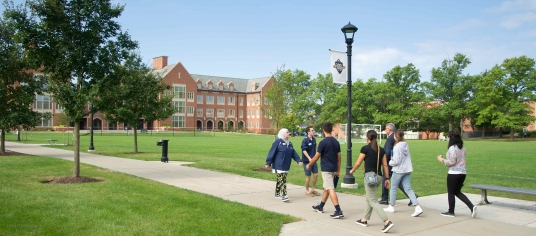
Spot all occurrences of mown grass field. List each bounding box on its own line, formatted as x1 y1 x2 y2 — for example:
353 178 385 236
4 130 536 201
0 154 298 236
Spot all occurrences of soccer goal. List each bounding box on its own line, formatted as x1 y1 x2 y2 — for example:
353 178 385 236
338 124 382 144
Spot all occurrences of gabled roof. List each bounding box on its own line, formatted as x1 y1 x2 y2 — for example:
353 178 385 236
152 64 176 78
191 74 271 93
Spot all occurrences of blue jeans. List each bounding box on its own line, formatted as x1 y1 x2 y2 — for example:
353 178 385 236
389 172 418 206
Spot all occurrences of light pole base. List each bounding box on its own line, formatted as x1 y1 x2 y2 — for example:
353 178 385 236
88 149 95 152
341 183 358 189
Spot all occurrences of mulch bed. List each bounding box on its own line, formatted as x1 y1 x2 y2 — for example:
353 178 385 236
41 176 104 184
0 150 25 156
253 167 272 172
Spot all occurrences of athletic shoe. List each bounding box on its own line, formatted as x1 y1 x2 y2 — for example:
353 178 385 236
383 205 395 213
355 219 368 227
305 192 314 197
312 204 324 213
330 211 344 219
381 221 394 233
281 196 289 202
311 190 321 196
471 206 477 218
378 200 388 205
275 194 280 198
412 205 423 217
440 212 455 217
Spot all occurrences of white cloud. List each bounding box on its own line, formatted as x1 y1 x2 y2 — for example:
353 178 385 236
444 19 486 35
486 0 536 13
349 38 531 82
500 12 536 29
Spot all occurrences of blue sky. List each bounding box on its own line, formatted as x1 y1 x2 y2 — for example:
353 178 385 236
4 0 536 81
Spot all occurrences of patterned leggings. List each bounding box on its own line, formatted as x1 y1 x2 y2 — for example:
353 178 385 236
275 172 288 196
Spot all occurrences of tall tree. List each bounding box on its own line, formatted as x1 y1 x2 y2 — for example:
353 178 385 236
95 52 175 153
0 1 44 155
494 56 536 141
7 0 137 176
374 63 423 129
466 69 503 137
423 53 473 132
306 73 342 128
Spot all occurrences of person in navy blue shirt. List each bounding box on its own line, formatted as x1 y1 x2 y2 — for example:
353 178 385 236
265 128 302 202
301 126 320 196
306 122 344 219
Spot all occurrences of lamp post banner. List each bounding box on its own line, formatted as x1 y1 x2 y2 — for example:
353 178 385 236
330 49 347 84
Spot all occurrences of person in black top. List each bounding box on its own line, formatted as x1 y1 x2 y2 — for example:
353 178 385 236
306 122 344 219
350 130 394 233
301 126 319 196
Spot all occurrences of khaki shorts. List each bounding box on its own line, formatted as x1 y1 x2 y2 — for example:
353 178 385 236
322 172 336 190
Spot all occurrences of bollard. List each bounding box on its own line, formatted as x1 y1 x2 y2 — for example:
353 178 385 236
156 139 169 163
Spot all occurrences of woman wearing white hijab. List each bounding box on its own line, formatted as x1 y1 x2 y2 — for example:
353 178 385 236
265 128 303 202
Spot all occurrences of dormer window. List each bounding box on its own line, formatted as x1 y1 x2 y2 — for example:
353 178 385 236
197 83 201 89
208 84 213 89
229 85 234 91
219 84 223 90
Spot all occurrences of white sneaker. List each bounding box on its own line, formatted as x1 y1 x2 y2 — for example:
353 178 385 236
412 205 423 217
383 205 395 213
281 196 289 202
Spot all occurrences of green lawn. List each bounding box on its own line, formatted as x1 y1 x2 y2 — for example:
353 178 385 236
4 130 536 202
0 155 298 236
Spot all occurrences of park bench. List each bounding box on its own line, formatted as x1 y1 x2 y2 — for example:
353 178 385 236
45 138 58 145
140 129 148 133
470 184 536 205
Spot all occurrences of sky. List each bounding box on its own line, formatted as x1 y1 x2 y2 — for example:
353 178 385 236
3 0 536 81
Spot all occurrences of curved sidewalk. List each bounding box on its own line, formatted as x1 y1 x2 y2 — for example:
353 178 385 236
6 142 535 235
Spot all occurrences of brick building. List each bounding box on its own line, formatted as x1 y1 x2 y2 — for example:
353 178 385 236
38 56 276 134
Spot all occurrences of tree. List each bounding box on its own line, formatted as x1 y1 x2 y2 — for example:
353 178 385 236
0 1 44 155
263 70 285 134
306 73 342 128
374 63 423 129
7 0 137 175
466 69 503 137
95 52 175 153
423 53 473 132
494 56 536 141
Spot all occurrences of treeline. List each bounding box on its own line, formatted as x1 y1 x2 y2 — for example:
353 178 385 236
264 53 536 141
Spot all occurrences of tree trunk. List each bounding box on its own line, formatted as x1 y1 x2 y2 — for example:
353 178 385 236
0 129 5 155
510 129 515 141
73 121 80 177
499 127 503 138
425 131 430 140
482 127 485 137
134 127 138 153
448 122 453 132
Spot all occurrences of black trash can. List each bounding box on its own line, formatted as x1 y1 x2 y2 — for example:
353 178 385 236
156 139 169 163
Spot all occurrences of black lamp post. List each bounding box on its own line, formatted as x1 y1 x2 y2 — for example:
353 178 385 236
88 103 95 151
341 22 358 185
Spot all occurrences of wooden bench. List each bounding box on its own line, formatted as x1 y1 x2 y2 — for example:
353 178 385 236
470 184 536 205
140 129 148 133
45 139 58 145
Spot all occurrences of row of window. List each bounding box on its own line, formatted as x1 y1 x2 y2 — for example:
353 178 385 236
197 83 234 91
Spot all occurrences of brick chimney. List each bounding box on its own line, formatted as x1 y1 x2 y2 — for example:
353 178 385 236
153 56 168 69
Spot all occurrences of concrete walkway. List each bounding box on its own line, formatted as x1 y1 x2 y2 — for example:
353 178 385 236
6 142 536 235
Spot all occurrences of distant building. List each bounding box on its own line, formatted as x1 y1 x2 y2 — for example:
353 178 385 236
36 56 277 134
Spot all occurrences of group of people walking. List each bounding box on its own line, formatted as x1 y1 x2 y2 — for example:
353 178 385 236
265 122 477 233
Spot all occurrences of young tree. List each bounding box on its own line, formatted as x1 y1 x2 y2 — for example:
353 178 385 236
263 73 285 135
7 0 137 175
466 69 503 137
95 52 175 153
423 53 473 132
0 2 44 155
